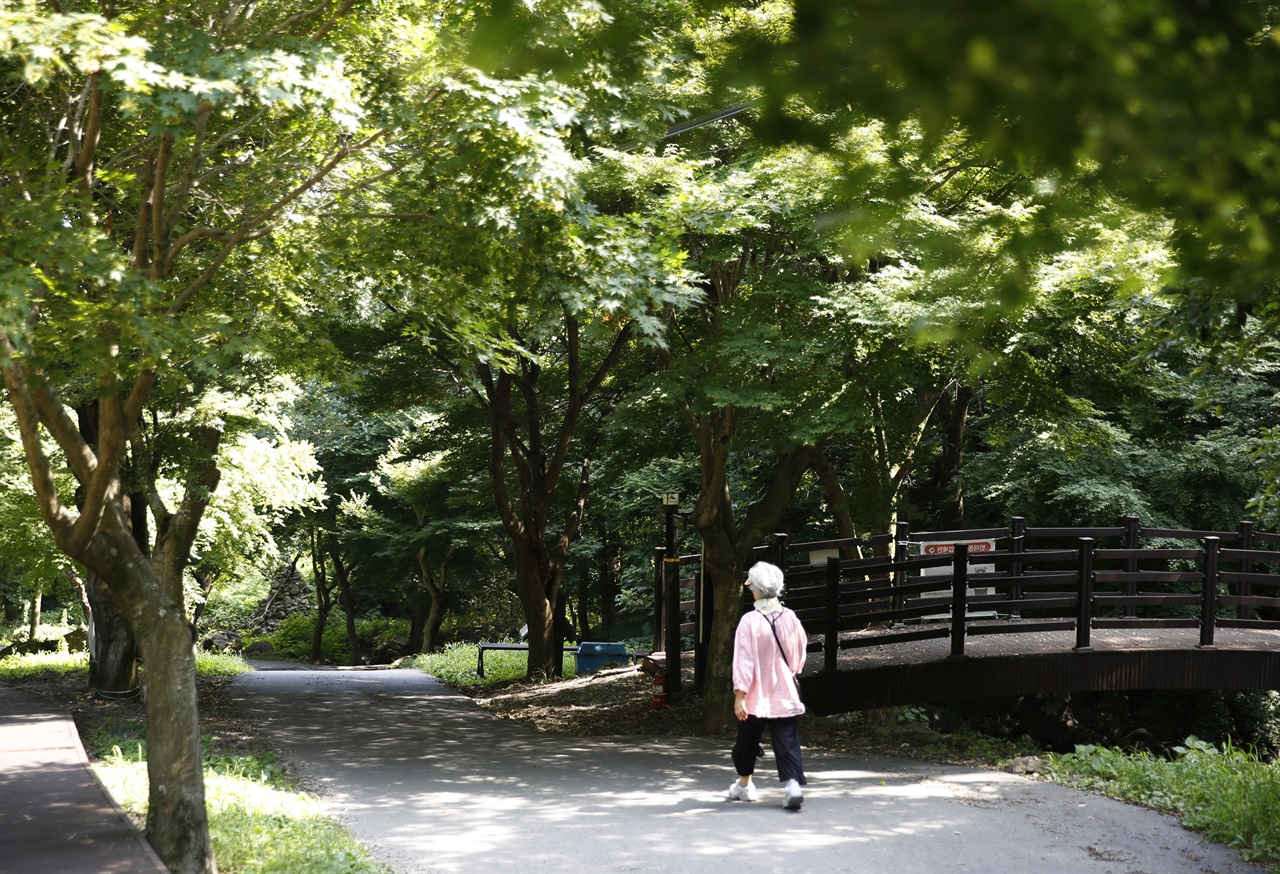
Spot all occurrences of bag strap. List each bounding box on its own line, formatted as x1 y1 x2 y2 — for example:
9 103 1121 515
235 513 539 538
765 611 793 674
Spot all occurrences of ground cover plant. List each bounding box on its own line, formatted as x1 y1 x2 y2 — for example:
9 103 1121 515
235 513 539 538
1044 738 1280 868
406 641 577 686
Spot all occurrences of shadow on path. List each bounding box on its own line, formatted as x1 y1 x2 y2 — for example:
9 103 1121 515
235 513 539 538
231 664 1266 874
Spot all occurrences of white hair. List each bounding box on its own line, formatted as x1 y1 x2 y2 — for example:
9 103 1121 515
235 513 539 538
746 561 785 598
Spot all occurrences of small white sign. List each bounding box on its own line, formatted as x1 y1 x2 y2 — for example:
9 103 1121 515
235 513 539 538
919 538 996 619
662 491 680 506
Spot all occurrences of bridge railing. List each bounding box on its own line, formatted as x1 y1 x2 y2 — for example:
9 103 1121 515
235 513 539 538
783 523 1280 672
653 515 1280 687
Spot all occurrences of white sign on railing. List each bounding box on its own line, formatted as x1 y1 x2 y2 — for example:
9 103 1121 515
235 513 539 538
919 538 997 619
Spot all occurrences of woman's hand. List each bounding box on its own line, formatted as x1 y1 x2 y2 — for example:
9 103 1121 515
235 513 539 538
734 690 748 721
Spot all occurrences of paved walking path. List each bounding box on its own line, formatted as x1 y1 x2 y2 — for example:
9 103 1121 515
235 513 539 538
0 685 166 874
231 664 1269 874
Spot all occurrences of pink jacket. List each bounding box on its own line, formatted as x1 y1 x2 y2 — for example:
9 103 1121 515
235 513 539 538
732 607 806 719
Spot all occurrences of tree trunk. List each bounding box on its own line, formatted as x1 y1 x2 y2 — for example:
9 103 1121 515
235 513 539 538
515 545 559 677
424 595 446 654
85 570 140 696
330 548 361 666
27 583 41 639
413 549 450 654
688 431 816 732
310 535 332 663
90 517 215 874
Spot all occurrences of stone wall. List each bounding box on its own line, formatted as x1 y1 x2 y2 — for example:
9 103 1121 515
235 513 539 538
244 561 314 636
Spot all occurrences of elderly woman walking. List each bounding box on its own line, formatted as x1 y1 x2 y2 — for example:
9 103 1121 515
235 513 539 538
727 561 808 809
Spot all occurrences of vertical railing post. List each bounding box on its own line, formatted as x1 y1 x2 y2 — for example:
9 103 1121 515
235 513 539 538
664 553 682 704
774 532 790 574
825 556 840 673
1010 515 1025 619
1238 521 1255 620
1201 536 1219 649
1075 537 1094 652
950 543 969 659
1124 515 1141 619
653 547 665 653
893 521 910 626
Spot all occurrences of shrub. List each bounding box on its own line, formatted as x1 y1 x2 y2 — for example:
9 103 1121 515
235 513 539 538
1045 737 1280 867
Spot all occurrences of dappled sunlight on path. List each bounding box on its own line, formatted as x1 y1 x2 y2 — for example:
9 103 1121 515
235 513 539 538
231 666 1266 874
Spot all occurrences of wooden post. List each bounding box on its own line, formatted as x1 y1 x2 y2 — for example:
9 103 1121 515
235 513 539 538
949 543 968 659
1201 536 1219 649
1075 537 1094 652
774 532 790 573
652 547 665 653
1124 515 1140 619
1010 515 1025 619
1238 521 1254 620
825 556 840 673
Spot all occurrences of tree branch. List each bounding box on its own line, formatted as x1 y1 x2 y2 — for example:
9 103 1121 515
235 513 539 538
310 0 359 40
0 340 77 539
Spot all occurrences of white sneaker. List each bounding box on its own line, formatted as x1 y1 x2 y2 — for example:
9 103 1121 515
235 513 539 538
727 780 758 802
783 778 803 810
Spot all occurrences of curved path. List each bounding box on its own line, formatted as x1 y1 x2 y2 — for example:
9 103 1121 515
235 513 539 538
230 664 1266 874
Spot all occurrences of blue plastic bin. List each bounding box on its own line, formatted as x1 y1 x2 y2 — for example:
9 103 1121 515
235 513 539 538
574 642 631 674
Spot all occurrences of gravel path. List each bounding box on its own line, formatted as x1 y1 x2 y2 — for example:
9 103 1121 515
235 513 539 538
230 663 1267 874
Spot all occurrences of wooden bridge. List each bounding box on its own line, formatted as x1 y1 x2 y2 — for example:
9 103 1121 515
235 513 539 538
653 517 1280 713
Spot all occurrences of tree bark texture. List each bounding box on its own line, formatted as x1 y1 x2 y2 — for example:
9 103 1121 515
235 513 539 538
85 570 140 696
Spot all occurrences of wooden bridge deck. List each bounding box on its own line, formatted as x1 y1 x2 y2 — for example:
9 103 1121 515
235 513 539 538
798 624 1280 714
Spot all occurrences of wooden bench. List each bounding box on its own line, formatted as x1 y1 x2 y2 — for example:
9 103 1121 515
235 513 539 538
476 643 578 678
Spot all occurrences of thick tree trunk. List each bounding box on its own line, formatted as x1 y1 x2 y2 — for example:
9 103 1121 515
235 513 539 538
91 519 215 874
515 546 558 678
85 570 140 696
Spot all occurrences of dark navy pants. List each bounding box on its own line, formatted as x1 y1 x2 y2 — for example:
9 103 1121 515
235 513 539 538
732 714 807 785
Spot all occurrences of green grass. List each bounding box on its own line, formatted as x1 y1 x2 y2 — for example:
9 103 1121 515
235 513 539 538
2 648 382 873
1044 737 1280 868
0 650 88 679
405 641 577 686
95 744 388 874
195 651 253 677
0 650 250 680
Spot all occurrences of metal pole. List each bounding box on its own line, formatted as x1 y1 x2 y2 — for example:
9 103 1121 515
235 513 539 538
663 504 682 704
1010 515 1025 619
825 556 840 672
892 521 910 627
950 543 969 659
1201 536 1219 649
653 547 665 653
1075 537 1094 652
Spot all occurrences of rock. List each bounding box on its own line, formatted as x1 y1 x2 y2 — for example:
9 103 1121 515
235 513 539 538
201 630 243 653
1005 755 1048 774
62 628 88 653
641 652 665 675
244 640 278 659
